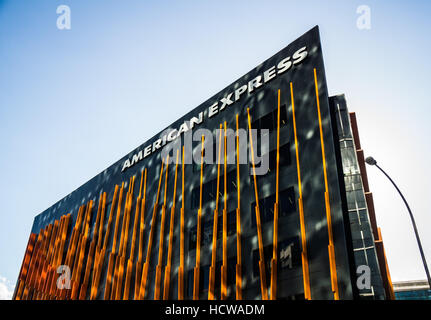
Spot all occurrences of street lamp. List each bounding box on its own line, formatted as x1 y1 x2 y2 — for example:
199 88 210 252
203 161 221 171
365 156 431 289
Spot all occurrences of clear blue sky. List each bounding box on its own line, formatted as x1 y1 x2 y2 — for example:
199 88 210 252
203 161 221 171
1 0 430 299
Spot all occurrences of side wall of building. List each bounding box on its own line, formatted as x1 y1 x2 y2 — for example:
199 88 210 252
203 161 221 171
329 94 394 299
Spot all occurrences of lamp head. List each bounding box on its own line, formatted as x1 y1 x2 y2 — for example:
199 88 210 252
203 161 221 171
365 156 377 166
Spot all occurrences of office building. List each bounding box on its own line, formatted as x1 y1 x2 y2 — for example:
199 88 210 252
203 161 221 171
13 26 394 300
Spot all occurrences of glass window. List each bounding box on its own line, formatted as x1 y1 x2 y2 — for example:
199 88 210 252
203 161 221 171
250 142 291 182
252 237 300 278
186 267 209 298
190 170 237 210
260 112 274 131
188 220 214 249
250 187 296 227
217 210 237 239
187 269 194 298
267 142 291 174
191 187 200 209
251 105 287 132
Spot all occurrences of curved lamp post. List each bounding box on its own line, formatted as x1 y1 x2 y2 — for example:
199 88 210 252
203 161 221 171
365 156 431 288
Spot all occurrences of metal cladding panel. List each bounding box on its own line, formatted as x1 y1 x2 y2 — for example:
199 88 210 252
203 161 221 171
26 26 354 299
329 94 386 299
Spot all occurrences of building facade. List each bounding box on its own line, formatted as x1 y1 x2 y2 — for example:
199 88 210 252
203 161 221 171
393 280 431 300
13 26 393 300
